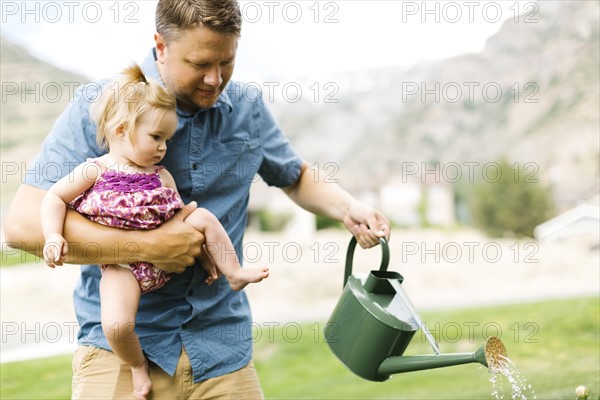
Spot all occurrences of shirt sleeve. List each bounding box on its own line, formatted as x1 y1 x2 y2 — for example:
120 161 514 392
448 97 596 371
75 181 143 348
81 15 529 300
255 95 303 187
24 83 105 190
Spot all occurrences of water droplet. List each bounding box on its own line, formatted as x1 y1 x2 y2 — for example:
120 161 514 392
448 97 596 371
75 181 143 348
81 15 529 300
489 355 536 400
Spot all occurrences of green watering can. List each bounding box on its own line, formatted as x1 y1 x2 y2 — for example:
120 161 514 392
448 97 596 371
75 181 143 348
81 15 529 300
324 237 507 382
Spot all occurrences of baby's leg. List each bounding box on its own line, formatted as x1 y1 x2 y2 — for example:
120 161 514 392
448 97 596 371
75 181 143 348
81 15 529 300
100 265 151 400
184 208 269 290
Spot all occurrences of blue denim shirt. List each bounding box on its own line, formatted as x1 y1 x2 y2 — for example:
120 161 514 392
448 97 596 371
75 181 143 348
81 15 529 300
24 49 302 382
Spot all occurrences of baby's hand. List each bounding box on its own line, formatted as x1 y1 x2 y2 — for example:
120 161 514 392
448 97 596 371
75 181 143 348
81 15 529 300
43 234 68 268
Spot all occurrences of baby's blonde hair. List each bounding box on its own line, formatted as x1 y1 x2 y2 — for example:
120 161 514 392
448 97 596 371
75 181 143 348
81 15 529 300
90 64 177 150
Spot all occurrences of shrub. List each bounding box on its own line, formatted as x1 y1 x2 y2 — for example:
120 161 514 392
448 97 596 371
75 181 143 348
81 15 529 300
257 210 292 232
467 159 554 237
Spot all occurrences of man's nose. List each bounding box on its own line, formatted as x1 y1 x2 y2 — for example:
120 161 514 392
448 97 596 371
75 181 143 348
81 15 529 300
204 66 223 88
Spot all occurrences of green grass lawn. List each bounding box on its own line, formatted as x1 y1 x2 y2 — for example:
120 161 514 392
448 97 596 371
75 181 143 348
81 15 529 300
1 297 598 399
0 249 42 267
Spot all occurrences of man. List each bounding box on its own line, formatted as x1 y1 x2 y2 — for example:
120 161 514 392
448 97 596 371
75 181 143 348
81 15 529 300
4 0 390 398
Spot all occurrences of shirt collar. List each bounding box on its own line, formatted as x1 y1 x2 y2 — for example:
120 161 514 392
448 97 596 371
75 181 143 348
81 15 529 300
142 48 234 116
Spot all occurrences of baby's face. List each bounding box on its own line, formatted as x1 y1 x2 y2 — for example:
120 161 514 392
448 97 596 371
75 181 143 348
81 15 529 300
127 109 178 167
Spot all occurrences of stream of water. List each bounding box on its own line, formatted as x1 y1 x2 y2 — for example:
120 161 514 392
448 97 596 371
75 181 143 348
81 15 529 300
488 355 536 400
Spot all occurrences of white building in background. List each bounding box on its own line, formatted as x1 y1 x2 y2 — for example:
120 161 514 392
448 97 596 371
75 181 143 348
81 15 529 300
425 182 456 226
246 170 458 233
534 202 600 241
379 179 422 227
378 173 456 228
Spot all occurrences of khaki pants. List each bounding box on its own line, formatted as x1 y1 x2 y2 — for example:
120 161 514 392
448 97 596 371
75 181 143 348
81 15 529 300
71 346 264 400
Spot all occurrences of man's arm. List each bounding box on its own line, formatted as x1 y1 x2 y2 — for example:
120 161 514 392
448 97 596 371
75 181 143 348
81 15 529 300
282 163 390 248
3 184 204 273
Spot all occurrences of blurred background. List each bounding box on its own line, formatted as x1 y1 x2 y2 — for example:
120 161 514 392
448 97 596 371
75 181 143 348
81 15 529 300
1 1 598 399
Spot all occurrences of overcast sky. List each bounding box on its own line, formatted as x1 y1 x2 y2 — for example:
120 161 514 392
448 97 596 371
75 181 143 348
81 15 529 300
0 1 526 81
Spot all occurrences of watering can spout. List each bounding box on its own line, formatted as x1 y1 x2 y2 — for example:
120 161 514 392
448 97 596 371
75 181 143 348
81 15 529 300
377 336 506 376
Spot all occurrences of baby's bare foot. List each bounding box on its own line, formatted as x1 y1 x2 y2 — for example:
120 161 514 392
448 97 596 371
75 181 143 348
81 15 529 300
131 359 152 400
229 267 269 291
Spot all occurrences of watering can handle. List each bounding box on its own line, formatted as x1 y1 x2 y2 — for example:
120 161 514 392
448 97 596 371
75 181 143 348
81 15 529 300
343 236 390 287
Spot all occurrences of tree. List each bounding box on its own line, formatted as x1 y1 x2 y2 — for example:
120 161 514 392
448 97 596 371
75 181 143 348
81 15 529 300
467 159 554 237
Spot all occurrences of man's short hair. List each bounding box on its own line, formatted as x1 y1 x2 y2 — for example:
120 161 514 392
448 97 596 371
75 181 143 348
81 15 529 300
156 0 242 42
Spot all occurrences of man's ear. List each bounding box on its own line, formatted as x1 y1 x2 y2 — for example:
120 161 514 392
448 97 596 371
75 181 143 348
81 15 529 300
155 32 167 63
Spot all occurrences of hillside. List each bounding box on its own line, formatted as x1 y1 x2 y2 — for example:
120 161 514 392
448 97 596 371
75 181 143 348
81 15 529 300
0 37 89 201
1 0 598 213
274 0 599 211
1 37 89 149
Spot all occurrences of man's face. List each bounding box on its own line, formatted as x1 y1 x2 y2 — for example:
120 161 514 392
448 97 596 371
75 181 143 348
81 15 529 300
155 26 238 111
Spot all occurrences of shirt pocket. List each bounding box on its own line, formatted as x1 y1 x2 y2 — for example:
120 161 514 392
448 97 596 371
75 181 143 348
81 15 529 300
216 127 259 150
213 132 262 189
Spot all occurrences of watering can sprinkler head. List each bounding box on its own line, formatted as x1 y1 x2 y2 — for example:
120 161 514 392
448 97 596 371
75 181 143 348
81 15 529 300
479 336 508 370
325 237 509 381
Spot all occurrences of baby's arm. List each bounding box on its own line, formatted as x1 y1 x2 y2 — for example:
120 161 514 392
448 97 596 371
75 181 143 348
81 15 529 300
41 162 99 267
158 168 179 193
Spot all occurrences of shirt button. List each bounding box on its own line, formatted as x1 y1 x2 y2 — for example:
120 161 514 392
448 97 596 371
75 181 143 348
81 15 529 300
192 163 198 170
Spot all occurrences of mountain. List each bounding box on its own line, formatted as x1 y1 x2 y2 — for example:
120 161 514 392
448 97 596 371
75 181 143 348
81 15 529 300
0 37 89 201
273 0 599 211
1 1 598 212
1 37 90 149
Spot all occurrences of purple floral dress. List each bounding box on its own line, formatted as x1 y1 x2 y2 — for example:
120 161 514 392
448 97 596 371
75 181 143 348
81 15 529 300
70 160 184 293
